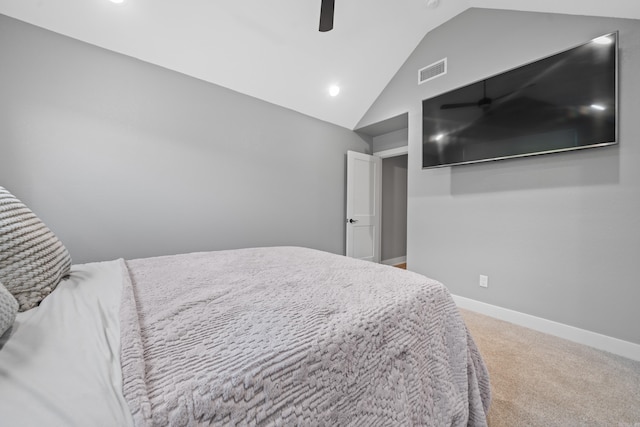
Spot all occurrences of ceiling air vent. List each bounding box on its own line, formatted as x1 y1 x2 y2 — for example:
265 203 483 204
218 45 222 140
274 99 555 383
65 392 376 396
418 58 447 84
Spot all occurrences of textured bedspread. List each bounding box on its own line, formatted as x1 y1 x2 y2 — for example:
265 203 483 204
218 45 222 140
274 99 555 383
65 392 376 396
119 247 490 426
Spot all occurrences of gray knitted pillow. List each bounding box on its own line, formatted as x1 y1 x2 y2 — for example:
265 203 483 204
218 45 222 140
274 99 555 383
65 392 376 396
0 187 71 311
0 281 18 336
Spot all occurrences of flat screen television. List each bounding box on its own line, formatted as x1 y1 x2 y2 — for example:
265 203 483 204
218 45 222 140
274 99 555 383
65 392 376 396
422 32 618 169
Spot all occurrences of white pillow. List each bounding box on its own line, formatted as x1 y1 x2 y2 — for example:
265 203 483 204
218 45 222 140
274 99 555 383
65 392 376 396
0 187 71 311
0 281 18 336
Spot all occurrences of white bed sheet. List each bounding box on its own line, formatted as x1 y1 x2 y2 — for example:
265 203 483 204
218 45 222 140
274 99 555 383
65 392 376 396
0 260 133 427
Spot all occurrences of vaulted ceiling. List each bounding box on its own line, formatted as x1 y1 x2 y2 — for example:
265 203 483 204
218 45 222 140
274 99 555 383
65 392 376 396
1 0 639 129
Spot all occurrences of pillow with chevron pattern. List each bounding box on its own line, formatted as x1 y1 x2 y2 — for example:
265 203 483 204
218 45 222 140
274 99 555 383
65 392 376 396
0 281 18 336
0 186 71 311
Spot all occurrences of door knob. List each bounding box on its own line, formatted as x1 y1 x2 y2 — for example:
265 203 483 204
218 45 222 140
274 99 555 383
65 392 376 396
347 218 358 224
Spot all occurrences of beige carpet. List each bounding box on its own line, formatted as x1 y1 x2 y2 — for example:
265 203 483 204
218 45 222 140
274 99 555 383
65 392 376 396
459 309 640 427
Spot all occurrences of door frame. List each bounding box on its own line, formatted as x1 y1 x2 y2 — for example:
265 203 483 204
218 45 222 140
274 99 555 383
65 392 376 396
345 146 408 263
373 146 408 159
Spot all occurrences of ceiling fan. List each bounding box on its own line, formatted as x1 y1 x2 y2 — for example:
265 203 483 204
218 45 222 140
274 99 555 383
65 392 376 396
440 80 496 111
319 0 335 32
441 80 534 111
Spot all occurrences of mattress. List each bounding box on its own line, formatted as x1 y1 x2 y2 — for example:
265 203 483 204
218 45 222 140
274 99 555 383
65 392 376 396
0 246 490 426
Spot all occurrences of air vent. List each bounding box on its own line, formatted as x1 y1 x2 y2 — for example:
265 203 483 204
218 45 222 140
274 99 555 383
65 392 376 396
418 58 447 84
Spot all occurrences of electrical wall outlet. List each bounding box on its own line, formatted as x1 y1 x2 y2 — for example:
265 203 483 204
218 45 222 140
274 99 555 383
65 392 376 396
479 275 489 288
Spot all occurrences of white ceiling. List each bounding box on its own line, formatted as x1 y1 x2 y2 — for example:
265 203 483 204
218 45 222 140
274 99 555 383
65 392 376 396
1 0 640 130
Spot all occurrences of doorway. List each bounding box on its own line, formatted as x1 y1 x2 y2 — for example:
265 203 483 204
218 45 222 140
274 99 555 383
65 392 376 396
373 146 408 267
345 148 407 265
351 112 409 267
381 153 407 266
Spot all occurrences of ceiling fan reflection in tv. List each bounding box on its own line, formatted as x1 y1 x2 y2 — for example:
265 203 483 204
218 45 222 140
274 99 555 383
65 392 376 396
440 80 533 112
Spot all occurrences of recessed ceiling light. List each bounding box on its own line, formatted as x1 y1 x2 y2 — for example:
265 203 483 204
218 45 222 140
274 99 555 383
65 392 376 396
110 0 125 4
329 85 340 97
590 104 606 111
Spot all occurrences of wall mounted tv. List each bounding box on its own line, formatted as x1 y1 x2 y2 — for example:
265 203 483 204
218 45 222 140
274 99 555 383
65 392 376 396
422 32 618 169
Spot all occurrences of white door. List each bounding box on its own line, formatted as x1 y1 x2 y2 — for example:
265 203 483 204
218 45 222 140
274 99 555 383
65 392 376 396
346 150 381 262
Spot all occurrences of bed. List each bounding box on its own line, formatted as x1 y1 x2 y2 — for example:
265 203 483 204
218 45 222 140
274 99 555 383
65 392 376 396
0 187 491 426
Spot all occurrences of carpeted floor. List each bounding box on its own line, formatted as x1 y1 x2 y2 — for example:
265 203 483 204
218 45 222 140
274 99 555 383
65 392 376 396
459 309 640 427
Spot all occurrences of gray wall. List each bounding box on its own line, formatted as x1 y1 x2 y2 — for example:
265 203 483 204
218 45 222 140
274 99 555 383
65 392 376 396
372 128 408 153
0 15 370 264
358 9 640 345
381 155 407 263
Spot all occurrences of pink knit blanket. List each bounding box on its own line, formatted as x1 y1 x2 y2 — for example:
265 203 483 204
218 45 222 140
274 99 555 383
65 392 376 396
119 247 490 426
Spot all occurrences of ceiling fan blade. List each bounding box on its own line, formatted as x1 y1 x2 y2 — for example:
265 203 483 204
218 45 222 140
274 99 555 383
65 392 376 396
319 0 335 32
440 102 477 110
440 80 489 110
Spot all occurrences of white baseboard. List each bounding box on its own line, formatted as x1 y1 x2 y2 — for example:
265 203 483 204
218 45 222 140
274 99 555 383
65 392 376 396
452 295 640 362
381 256 406 266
